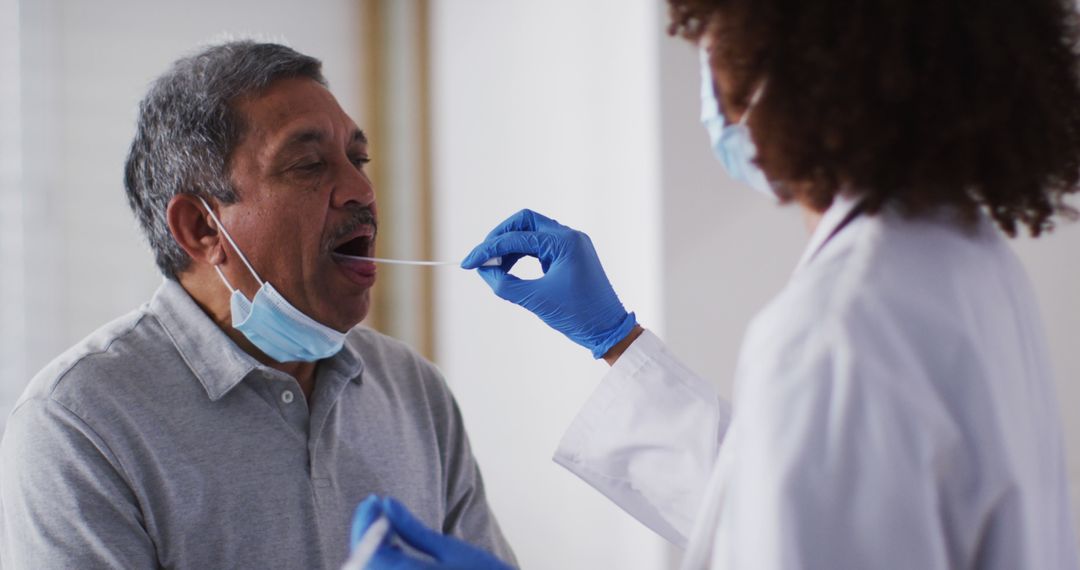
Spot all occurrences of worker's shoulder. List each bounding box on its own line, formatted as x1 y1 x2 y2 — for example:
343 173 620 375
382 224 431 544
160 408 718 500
840 206 1014 325
738 208 1023 438
749 207 1011 359
12 304 174 417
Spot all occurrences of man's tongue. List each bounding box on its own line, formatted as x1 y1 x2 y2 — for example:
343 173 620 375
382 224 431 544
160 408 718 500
332 250 376 279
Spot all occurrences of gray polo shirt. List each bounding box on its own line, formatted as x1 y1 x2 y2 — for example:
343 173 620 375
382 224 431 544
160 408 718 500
0 280 515 569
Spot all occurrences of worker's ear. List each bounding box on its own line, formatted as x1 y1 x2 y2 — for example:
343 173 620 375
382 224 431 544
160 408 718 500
166 194 226 266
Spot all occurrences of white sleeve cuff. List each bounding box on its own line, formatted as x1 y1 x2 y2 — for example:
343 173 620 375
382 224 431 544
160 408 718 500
553 330 731 547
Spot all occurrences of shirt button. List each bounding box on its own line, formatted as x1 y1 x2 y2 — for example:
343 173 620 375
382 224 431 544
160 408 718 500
281 390 295 404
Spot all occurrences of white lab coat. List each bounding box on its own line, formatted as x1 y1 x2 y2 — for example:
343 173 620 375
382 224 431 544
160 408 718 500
554 196 1079 569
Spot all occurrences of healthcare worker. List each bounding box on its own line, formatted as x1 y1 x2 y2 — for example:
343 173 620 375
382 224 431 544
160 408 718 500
350 0 1080 568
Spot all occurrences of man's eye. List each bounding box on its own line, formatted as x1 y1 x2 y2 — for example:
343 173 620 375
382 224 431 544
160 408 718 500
297 161 325 172
350 156 371 168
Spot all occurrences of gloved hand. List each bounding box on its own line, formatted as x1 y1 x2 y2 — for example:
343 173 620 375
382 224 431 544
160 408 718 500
460 209 637 359
349 495 514 570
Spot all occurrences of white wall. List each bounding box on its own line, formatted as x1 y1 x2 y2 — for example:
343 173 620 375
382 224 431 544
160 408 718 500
7 0 65 435
430 0 671 568
0 0 25 432
1012 224 1080 520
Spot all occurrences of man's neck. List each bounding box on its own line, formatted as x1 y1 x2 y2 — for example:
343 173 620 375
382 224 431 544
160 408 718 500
178 273 318 400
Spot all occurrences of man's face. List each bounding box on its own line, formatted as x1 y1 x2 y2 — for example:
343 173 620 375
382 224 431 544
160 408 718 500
216 76 377 332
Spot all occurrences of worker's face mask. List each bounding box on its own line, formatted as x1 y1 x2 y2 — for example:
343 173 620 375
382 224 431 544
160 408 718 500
699 50 773 197
197 197 346 363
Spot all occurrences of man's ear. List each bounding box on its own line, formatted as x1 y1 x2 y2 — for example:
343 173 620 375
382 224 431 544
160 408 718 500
166 194 225 266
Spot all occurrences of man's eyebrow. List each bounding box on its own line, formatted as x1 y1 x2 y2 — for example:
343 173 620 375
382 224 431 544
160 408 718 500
276 128 366 154
279 129 326 151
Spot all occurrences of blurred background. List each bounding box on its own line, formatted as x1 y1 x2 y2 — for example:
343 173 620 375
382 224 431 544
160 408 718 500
1 0 1078 568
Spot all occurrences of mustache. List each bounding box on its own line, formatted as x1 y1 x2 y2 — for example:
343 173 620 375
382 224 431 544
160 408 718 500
323 206 378 252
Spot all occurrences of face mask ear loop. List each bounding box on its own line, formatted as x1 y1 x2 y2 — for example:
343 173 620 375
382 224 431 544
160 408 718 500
739 82 767 127
213 265 239 293
700 49 718 100
196 196 265 287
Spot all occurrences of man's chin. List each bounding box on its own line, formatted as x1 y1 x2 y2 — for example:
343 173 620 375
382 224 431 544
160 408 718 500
325 290 370 333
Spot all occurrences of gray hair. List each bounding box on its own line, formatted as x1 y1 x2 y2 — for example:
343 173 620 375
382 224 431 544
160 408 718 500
123 40 326 279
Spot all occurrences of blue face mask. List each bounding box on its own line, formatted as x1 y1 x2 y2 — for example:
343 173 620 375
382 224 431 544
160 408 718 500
699 50 773 197
198 197 346 363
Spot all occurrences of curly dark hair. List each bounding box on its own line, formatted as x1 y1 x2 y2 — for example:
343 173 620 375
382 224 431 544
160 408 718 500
669 0 1080 236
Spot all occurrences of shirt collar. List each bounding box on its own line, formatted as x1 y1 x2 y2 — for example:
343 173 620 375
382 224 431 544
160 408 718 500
792 193 864 277
150 279 258 401
323 333 365 384
149 279 366 401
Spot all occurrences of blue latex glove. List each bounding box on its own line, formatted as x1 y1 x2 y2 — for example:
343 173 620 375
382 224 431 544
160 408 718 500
349 495 514 570
460 209 637 359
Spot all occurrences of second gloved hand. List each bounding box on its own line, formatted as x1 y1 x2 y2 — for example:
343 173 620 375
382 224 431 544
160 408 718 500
461 209 637 359
349 495 514 570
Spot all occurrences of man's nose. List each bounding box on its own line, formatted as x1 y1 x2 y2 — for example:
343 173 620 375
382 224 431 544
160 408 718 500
331 159 376 209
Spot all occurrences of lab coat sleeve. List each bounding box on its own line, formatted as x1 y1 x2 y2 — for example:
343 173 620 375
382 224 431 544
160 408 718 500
716 322 961 570
0 397 159 569
553 330 731 547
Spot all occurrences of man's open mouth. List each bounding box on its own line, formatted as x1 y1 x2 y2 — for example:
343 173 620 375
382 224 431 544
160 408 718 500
329 225 377 285
331 234 373 258
329 222 376 259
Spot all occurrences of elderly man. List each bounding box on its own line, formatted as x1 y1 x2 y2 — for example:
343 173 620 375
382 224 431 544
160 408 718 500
0 41 515 569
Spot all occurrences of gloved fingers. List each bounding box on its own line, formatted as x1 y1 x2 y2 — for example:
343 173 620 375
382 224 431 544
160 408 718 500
462 232 539 269
539 254 553 274
350 494 385 550
382 498 515 570
369 546 440 570
380 497 450 560
494 252 525 273
461 231 563 270
482 209 565 241
476 267 507 293
476 267 542 304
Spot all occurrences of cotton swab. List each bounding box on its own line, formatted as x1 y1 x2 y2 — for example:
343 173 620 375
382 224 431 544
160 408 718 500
334 255 502 267
340 515 390 570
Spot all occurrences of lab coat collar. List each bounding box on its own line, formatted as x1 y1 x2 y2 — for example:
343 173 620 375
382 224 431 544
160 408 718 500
792 193 864 277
